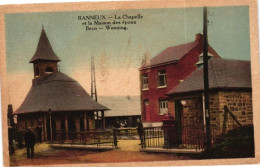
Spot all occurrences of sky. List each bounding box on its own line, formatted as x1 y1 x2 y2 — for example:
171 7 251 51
4 6 250 110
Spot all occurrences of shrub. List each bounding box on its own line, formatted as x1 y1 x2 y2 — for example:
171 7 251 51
201 125 255 159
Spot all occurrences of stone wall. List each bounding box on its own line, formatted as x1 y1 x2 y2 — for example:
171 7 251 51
180 97 204 145
190 91 253 139
208 92 222 138
181 98 204 126
211 91 253 138
173 90 253 143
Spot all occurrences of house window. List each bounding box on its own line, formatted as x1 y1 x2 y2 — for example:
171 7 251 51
157 70 167 88
142 74 149 90
144 99 149 105
159 100 168 115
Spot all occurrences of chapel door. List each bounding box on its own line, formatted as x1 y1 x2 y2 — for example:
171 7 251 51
60 119 66 140
68 115 76 139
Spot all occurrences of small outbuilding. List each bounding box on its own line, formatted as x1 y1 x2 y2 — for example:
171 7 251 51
99 96 141 128
167 58 253 145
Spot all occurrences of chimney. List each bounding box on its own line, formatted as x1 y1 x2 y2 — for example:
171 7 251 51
195 33 203 42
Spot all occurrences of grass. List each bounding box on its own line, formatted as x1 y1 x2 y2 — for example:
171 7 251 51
200 125 255 159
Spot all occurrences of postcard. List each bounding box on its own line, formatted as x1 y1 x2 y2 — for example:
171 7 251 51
0 0 259 166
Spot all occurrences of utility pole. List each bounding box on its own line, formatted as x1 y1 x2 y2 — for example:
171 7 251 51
91 56 97 102
91 56 102 129
203 6 211 152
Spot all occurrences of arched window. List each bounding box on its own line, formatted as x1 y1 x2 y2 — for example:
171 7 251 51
46 67 53 73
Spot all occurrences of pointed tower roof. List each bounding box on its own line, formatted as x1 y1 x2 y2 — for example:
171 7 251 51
30 27 61 63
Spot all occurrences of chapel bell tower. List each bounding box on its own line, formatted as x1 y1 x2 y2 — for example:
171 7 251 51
30 27 61 78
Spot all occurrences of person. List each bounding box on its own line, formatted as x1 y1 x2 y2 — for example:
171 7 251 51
24 127 36 158
137 119 144 146
114 120 120 129
123 120 128 128
120 121 125 128
113 120 120 147
113 129 118 148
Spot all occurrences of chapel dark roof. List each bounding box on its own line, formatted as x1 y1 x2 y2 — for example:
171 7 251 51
29 28 61 63
14 71 109 114
168 58 251 95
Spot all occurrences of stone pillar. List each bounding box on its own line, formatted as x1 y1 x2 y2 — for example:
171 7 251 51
43 114 47 142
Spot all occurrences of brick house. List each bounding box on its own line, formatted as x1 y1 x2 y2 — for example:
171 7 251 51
167 58 253 145
139 34 220 123
14 28 109 141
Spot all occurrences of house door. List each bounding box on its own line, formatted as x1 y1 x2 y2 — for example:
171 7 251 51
68 115 76 139
174 100 183 145
143 99 150 121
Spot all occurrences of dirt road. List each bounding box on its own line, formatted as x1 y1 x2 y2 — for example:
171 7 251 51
10 140 192 166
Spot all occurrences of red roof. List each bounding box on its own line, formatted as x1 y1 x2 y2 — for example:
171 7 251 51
140 34 205 69
149 41 198 67
168 58 251 95
30 28 61 63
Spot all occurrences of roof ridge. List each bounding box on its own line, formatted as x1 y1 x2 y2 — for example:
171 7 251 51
218 58 250 62
147 41 199 68
167 41 197 48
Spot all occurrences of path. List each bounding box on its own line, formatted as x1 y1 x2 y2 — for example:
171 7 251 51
10 140 193 166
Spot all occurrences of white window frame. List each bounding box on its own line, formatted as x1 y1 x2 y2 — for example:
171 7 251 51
144 99 149 105
142 74 149 90
159 100 168 115
157 70 167 88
